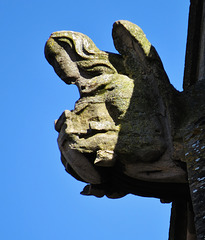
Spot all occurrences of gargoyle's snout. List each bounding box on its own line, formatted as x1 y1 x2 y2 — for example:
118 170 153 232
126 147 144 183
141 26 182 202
44 35 80 84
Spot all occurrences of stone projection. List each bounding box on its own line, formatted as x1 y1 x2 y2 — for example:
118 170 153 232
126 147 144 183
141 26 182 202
45 3 205 238
45 20 188 198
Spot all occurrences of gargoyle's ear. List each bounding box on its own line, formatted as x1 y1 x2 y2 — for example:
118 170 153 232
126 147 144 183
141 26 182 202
112 20 162 66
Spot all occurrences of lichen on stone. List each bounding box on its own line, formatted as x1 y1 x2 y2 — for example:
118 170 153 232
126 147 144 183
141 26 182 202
45 20 189 199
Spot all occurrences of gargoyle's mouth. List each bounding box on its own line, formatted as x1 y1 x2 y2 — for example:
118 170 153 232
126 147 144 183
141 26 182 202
59 140 104 185
55 110 104 185
54 108 116 185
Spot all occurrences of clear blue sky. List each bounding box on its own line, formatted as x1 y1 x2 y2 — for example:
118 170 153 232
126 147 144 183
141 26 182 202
1 1 189 239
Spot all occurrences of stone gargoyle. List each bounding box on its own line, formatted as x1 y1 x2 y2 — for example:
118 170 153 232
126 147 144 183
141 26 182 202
45 20 190 201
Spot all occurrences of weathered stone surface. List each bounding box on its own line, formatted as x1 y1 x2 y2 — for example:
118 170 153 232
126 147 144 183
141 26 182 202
45 15 205 240
183 2 205 238
45 20 189 201
183 118 205 240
